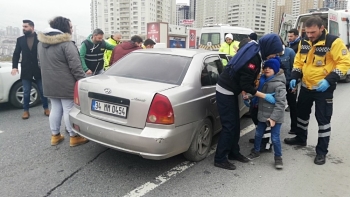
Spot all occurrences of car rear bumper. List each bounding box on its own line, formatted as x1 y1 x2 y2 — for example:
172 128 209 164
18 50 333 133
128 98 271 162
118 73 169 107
69 107 196 160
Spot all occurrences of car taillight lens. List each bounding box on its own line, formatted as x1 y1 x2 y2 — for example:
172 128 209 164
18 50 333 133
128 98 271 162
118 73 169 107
147 94 174 125
74 81 80 106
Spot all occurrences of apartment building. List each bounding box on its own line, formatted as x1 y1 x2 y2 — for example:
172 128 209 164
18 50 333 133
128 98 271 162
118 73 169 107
227 0 274 35
324 0 348 10
195 0 230 28
190 0 196 20
273 0 323 33
176 3 190 25
90 0 176 40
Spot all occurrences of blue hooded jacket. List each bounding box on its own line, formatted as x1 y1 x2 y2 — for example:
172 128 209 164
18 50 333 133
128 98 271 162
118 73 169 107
226 33 283 77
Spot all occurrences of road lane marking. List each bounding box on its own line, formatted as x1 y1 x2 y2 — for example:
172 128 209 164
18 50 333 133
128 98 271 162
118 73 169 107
123 123 256 197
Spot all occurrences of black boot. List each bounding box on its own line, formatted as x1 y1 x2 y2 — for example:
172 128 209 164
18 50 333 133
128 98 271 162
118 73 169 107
314 155 326 165
284 137 307 146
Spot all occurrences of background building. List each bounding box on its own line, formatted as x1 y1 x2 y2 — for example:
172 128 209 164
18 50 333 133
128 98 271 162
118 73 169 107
190 0 196 20
176 3 190 25
195 0 230 27
324 0 348 10
227 0 274 35
90 0 176 40
273 0 323 33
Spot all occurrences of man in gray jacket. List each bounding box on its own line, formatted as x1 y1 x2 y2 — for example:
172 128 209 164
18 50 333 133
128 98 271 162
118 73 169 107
37 16 88 147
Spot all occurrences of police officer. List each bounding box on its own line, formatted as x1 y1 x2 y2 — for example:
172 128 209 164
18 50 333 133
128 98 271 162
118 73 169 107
79 29 115 75
214 34 283 170
284 16 350 165
219 33 240 66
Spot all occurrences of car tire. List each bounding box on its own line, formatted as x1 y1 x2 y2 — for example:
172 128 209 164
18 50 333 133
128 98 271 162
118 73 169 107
343 75 350 83
9 81 40 109
183 118 213 162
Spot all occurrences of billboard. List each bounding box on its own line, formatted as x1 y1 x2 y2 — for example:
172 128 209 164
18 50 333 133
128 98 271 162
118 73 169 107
179 19 195 25
147 23 160 43
189 29 196 49
169 37 186 48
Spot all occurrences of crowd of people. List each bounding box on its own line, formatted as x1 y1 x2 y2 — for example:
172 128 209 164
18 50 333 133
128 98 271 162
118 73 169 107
11 16 350 169
11 16 156 147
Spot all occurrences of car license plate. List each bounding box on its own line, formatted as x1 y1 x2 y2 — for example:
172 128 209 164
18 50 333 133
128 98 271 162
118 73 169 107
91 100 127 118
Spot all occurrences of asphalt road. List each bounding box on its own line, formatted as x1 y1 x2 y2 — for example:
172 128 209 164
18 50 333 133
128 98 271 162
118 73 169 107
1 82 350 197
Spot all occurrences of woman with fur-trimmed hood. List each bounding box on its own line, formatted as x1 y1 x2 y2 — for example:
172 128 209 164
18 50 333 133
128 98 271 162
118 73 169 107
37 16 88 147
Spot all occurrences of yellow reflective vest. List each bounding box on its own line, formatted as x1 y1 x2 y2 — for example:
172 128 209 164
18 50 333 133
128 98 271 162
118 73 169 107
103 37 121 70
219 41 240 66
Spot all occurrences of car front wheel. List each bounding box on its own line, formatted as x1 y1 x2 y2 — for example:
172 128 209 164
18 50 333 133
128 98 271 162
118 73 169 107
183 118 213 162
9 81 40 108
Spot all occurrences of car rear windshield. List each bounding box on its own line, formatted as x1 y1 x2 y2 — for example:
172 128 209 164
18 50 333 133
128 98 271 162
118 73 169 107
105 53 192 85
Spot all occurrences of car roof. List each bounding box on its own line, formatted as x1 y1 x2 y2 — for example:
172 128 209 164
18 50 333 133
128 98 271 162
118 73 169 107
132 48 224 57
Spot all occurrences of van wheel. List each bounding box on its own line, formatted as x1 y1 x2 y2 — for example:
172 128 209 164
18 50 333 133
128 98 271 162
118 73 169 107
9 82 40 108
183 118 213 162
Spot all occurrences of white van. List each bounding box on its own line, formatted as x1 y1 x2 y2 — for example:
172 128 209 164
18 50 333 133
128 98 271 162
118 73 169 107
199 25 254 51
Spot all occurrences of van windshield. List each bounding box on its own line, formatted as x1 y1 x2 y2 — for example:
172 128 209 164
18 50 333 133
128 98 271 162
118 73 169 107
200 33 249 45
200 33 220 45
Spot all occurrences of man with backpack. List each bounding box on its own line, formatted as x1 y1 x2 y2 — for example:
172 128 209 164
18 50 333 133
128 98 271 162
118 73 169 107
214 34 283 170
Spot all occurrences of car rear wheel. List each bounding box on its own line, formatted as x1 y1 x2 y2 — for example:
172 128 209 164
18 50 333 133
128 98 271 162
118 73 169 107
183 118 213 162
9 81 40 108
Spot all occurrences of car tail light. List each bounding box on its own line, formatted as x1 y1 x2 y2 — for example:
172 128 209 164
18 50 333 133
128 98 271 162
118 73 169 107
147 94 174 125
74 81 80 106
73 123 80 132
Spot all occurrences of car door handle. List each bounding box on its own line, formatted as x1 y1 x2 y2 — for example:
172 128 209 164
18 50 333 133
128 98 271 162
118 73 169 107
210 98 216 104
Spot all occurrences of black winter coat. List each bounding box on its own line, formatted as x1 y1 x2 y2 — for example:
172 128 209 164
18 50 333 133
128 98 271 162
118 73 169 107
12 33 41 80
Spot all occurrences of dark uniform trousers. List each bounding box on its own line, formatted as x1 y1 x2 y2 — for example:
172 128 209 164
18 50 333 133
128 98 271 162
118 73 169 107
286 84 298 131
295 86 333 155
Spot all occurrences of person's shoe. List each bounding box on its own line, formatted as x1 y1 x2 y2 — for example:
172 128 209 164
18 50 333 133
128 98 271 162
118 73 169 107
51 134 64 146
314 155 326 165
288 130 296 135
228 153 250 163
284 137 307 146
249 138 255 143
22 111 30 119
44 109 50 116
214 161 236 170
247 150 260 160
275 156 283 169
70 135 89 147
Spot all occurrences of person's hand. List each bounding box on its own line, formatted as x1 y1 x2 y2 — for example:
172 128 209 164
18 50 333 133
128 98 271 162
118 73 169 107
316 79 330 92
267 118 276 127
264 93 276 104
289 79 296 90
243 99 250 107
11 68 18 76
85 70 92 75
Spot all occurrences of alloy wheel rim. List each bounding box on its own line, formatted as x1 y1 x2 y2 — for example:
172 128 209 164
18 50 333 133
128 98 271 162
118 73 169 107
16 86 38 105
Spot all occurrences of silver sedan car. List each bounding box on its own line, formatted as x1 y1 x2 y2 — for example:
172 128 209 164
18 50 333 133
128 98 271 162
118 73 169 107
69 49 248 161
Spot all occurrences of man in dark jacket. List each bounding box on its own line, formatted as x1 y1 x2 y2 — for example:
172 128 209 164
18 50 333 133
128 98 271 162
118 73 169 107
109 35 143 65
214 34 283 170
287 29 301 53
11 20 49 119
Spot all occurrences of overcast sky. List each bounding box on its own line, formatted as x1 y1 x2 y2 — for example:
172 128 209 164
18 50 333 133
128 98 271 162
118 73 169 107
0 0 189 36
